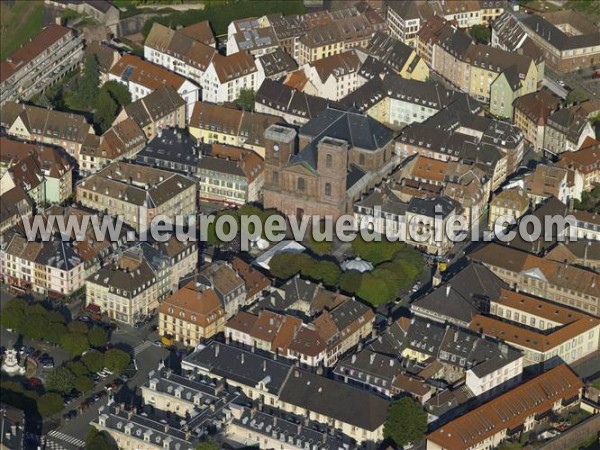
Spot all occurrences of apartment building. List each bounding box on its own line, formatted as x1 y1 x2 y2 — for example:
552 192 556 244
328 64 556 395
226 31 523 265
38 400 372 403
488 188 529 231
404 196 460 255
1 24 84 105
557 138 600 191
76 162 196 233
227 296 374 367
363 31 429 81
255 79 334 126
0 138 73 206
200 51 263 104
470 243 600 316
470 289 600 369
189 102 282 158
426 364 583 450
182 342 389 445
2 234 97 297
524 164 583 206
513 89 561 152
256 48 298 81
198 143 264 205
144 22 216 85
135 128 200 176
0 186 33 236
571 210 600 241
544 106 596 155
115 86 186 141
159 281 225 345
196 261 246 319
520 11 600 73
431 0 506 29
301 50 363 101
412 261 507 327
79 118 146 176
226 19 279 56
86 254 158 325
108 54 199 119
341 73 472 130
1 102 95 160
386 1 434 46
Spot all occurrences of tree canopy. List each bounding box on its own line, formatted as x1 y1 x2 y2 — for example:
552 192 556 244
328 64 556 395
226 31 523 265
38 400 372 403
61 332 90 355
234 88 255 111
82 350 105 373
86 427 119 450
195 441 219 450
469 24 491 44
37 393 65 417
46 367 76 394
88 327 108 348
384 397 428 446
104 348 131 374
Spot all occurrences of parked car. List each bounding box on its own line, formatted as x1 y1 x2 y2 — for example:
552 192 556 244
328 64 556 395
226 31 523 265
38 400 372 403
78 315 91 322
28 377 42 387
133 322 144 329
593 71 600 79
152 341 162 347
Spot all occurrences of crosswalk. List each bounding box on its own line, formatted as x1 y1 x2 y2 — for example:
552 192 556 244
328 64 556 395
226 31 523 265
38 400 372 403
133 340 153 355
43 430 85 449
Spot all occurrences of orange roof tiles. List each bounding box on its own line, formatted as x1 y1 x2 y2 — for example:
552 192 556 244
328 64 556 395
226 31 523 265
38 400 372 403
110 54 187 91
427 364 583 450
159 281 224 328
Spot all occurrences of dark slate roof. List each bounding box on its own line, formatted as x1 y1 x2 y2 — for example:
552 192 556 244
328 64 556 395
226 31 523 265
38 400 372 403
136 128 201 169
521 14 600 51
407 196 458 219
279 369 389 431
183 341 293 395
355 188 408 217
366 31 415 73
346 164 367 190
257 47 298 78
334 349 400 389
255 79 340 122
300 107 393 152
412 261 508 325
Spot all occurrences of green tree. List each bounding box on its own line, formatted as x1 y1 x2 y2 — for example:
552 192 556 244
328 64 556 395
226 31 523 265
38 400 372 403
86 427 119 450
351 237 407 265
234 88 255 111
94 89 118 133
37 393 64 417
82 350 105 373
47 310 67 324
66 360 90 377
61 332 90 355
102 80 132 108
68 321 89 335
74 375 94 394
302 260 341 287
357 273 396 306
104 348 131 374
75 55 100 108
88 327 108 348
1 305 25 331
338 270 362 294
46 322 67 344
46 368 75 394
20 314 49 341
196 440 219 450
469 24 491 44
565 89 589 105
269 252 313 280
383 397 428 446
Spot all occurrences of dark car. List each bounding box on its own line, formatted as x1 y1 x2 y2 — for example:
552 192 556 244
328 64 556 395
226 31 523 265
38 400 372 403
80 401 89 411
593 71 600 79
134 322 144 329
32 350 42 359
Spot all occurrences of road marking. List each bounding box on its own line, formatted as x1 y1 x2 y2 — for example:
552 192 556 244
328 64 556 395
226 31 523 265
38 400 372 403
44 430 85 448
133 340 153 355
